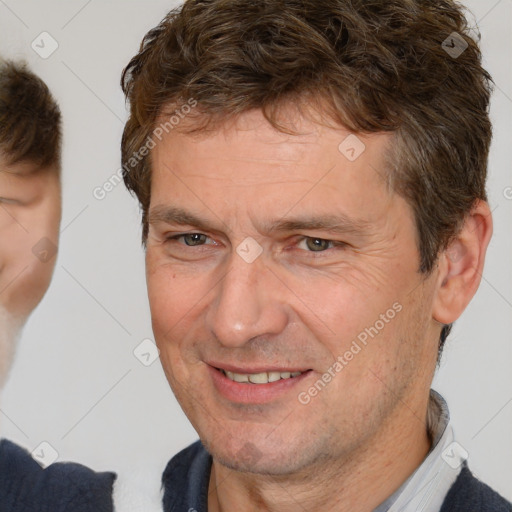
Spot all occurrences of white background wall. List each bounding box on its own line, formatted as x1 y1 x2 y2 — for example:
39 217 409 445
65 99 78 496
0 0 511 502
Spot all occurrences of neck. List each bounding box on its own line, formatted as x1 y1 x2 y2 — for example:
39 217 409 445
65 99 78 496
208 395 432 512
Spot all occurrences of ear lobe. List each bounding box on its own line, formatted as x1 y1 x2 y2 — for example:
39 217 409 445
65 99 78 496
432 200 493 325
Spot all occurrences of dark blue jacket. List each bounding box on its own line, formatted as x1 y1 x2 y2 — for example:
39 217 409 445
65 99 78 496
440 464 512 512
0 439 115 512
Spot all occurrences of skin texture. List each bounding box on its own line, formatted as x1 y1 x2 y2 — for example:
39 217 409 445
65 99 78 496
146 108 492 512
0 157 61 386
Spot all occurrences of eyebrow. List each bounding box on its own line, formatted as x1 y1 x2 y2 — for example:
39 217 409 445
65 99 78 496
266 215 373 237
148 205 372 238
148 205 217 233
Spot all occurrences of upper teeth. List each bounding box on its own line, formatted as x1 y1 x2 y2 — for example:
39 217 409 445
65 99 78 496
223 370 303 384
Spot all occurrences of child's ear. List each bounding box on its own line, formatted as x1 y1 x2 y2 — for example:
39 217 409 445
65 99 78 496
432 200 493 325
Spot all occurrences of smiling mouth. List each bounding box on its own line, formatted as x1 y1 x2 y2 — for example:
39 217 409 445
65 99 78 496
218 368 309 384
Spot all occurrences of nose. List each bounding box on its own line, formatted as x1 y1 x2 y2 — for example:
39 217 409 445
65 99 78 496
205 251 288 348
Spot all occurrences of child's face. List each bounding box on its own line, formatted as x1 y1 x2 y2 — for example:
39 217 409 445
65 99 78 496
0 157 61 383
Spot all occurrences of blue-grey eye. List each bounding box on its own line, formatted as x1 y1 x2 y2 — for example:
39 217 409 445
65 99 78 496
305 237 331 251
183 233 207 246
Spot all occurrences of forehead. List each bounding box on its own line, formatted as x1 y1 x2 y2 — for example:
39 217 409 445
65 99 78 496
0 154 59 178
151 109 393 186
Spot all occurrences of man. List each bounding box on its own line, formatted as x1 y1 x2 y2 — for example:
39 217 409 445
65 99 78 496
0 58 115 511
121 0 511 510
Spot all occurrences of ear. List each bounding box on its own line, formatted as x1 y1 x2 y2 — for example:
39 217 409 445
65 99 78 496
432 200 493 325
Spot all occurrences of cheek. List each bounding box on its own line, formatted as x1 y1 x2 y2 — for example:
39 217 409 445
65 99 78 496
288 268 416 398
0 198 61 315
285 270 393 346
38 193 62 243
146 260 206 352
0 258 55 316
148 266 186 325
146 241 222 323
146 273 203 393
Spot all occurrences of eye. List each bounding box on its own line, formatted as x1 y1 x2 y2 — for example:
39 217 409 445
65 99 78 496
298 237 335 252
0 197 21 205
174 233 209 246
165 232 218 248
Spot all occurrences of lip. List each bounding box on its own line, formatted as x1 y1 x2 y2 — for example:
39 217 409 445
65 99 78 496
208 361 311 374
207 364 313 405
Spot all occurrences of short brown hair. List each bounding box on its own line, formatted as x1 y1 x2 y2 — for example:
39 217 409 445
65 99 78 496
121 0 493 355
0 59 61 168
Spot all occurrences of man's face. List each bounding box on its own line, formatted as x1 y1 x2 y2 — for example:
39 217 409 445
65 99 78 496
0 157 61 384
147 109 441 475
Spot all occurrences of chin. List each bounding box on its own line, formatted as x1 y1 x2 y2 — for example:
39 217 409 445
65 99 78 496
201 432 321 477
0 305 26 389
